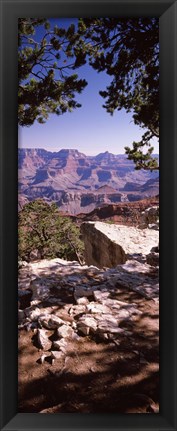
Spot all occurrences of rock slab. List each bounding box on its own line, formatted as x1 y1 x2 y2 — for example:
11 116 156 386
81 222 159 268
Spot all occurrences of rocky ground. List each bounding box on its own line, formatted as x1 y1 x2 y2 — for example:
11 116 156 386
18 250 159 413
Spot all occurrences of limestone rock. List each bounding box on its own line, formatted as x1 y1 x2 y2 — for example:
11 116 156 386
97 324 124 336
52 339 68 353
54 310 73 325
25 307 45 321
76 297 89 306
37 329 52 350
81 222 126 268
30 299 41 307
57 325 75 339
96 314 122 335
95 313 118 326
93 290 110 302
69 304 86 317
86 302 111 314
121 259 153 274
81 222 159 268
113 260 159 299
38 314 65 329
100 298 122 311
25 305 57 322
77 315 98 335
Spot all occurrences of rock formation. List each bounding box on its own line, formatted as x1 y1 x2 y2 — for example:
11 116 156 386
18 148 159 213
81 222 159 268
76 196 159 225
138 206 159 229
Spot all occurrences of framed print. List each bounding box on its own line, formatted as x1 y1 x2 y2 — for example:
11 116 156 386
0 0 177 430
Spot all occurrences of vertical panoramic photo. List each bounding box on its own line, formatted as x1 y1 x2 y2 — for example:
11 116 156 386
18 18 159 413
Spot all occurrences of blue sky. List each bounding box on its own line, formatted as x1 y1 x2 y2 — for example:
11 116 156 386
18 18 159 156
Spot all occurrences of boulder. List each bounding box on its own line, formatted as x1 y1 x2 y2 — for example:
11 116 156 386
81 222 158 268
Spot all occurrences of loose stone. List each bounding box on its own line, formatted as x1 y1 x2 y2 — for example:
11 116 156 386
37 329 52 350
57 325 75 339
38 314 65 329
52 339 68 353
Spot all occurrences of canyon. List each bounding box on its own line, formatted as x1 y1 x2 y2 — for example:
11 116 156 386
18 149 159 413
18 148 159 214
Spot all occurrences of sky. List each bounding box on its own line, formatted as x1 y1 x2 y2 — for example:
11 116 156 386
18 18 159 156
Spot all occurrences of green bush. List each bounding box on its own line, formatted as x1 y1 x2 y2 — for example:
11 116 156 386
18 199 85 263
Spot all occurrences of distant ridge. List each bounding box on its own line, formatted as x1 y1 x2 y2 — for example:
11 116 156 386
18 148 159 214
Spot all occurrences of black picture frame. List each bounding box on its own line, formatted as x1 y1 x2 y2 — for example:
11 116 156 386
0 0 176 430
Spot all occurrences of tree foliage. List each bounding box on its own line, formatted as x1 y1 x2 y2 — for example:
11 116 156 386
18 199 84 263
18 18 87 126
18 18 159 170
74 18 159 170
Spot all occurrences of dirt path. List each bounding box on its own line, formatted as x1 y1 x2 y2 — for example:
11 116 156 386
18 283 159 413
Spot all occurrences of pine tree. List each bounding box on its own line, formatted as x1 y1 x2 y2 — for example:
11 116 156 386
18 18 159 170
74 18 159 170
18 18 87 126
